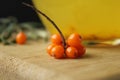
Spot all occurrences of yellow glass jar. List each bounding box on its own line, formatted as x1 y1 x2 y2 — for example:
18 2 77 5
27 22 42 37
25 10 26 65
32 0 120 40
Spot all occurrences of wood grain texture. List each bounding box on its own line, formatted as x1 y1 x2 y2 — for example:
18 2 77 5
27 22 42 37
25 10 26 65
0 42 120 80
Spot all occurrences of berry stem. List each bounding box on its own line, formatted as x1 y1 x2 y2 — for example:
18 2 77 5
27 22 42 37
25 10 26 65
22 2 66 48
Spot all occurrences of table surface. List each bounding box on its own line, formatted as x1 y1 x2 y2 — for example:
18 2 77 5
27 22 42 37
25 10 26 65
0 41 120 80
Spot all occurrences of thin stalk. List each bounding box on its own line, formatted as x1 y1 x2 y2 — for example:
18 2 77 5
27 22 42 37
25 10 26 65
22 2 66 48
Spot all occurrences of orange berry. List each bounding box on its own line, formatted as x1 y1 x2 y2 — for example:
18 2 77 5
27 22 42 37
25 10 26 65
67 33 82 48
47 44 56 56
16 32 27 44
51 45 65 59
77 45 86 57
51 34 62 45
66 46 78 59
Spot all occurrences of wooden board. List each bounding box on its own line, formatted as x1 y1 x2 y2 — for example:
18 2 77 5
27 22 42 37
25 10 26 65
0 41 120 80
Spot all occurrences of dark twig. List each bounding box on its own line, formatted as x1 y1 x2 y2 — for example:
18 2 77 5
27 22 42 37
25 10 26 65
22 2 66 48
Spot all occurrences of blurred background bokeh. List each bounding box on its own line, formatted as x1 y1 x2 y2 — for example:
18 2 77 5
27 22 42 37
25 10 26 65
0 0 39 22
0 0 48 45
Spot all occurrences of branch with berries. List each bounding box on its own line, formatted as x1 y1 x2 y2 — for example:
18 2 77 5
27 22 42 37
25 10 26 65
23 3 86 59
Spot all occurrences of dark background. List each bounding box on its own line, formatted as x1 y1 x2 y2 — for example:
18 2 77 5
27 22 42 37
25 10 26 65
0 0 40 22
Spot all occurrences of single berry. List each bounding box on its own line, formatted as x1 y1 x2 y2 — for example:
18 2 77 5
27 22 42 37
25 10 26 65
67 33 82 48
77 45 86 57
16 32 27 44
51 34 62 45
51 45 65 59
66 46 78 59
47 44 56 56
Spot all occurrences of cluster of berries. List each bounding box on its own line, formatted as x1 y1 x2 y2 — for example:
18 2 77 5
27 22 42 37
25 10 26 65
22 3 86 59
47 33 86 59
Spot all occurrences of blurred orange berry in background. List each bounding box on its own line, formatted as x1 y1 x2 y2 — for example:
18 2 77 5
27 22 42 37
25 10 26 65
16 32 27 44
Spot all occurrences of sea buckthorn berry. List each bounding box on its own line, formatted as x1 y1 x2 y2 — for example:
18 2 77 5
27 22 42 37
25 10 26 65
69 33 82 39
47 44 56 56
51 45 65 59
66 46 79 59
67 33 82 48
77 45 86 57
51 34 62 45
16 32 27 44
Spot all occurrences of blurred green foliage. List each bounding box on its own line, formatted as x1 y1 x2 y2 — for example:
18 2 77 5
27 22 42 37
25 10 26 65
0 17 48 45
